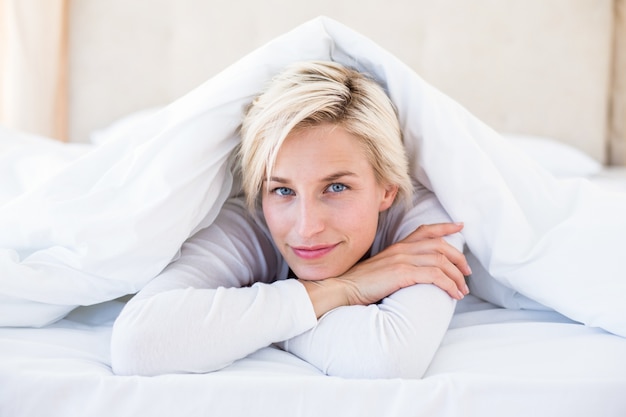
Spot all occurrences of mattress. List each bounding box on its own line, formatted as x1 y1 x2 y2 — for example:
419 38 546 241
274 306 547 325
1 292 625 417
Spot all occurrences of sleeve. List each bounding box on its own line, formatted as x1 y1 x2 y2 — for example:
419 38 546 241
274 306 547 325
277 182 464 379
110 198 317 376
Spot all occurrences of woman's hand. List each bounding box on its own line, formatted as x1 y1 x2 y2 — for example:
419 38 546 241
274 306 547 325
299 222 471 318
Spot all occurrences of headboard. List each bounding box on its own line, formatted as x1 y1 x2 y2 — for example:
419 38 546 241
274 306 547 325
67 0 625 165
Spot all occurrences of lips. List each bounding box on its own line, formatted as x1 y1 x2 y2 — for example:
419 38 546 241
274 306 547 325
291 243 338 260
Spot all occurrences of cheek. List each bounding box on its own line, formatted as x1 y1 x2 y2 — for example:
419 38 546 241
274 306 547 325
336 200 380 242
262 199 288 240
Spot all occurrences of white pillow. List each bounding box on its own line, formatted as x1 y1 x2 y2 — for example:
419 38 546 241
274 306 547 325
503 133 602 177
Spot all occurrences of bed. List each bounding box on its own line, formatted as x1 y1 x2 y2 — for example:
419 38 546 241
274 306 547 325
1 288 625 416
2 3 626 417
2 126 626 417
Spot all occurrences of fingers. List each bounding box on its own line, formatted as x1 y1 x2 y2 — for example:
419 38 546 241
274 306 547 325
401 253 469 300
404 222 464 241
338 222 472 304
394 234 472 277
413 266 466 300
365 253 467 301
394 223 471 299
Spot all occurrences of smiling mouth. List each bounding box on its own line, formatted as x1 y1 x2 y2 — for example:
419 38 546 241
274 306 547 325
291 244 338 260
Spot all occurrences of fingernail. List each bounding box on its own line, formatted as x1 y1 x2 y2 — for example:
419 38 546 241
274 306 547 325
464 284 470 295
457 290 465 299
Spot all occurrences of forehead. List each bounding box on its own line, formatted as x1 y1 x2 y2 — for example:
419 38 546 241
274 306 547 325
272 124 372 177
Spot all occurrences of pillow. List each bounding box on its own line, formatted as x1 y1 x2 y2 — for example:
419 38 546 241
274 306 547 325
502 133 602 177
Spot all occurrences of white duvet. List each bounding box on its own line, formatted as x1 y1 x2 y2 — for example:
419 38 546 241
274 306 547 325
1 17 625 336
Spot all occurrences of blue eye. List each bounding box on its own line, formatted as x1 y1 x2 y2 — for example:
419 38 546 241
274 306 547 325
327 183 347 193
273 187 294 196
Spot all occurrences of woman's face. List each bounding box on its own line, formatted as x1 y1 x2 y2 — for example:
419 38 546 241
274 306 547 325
262 123 397 281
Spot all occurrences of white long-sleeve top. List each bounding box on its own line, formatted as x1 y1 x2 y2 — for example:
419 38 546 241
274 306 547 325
110 182 463 378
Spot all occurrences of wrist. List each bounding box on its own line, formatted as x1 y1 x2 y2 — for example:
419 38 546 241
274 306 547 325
298 278 350 319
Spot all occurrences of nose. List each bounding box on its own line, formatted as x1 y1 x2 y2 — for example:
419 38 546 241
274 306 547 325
295 197 326 239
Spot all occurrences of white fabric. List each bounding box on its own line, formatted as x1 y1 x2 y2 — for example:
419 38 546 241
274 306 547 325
503 133 603 177
0 125 90 205
1 17 626 339
2 296 626 417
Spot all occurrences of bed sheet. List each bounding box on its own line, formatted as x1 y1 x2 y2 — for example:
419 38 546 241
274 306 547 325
590 167 626 193
1 294 625 417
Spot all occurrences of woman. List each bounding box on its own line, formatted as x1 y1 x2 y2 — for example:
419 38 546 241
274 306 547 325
111 61 470 378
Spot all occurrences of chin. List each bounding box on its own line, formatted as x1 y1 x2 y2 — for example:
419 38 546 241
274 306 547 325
293 272 329 281
291 265 350 281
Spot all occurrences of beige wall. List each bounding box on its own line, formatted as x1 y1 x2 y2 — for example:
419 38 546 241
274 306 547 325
611 0 626 165
0 0 68 141
69 0 617 164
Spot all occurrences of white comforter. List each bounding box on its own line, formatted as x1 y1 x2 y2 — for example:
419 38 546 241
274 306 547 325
1 17 625 337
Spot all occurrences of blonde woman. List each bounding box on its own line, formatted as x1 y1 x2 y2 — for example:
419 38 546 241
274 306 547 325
111 61 470 379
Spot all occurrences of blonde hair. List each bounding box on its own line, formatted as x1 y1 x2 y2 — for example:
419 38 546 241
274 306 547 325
238 61 413 210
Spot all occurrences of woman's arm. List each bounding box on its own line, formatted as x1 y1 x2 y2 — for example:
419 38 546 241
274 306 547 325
279 283 455 378
277 184 469 378
110 198 317 376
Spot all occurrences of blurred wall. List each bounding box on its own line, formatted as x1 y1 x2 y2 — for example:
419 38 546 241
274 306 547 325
69 0 617 163
611 0 625 165
0 0 68 140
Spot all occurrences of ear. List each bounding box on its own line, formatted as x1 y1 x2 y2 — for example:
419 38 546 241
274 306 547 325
379 184 398 212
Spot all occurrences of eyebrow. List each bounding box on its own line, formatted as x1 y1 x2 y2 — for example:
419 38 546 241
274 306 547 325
268 170 358 184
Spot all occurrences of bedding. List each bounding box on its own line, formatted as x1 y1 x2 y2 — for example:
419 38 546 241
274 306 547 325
1 294 626 417
2 16 625 333
1 16 626 416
